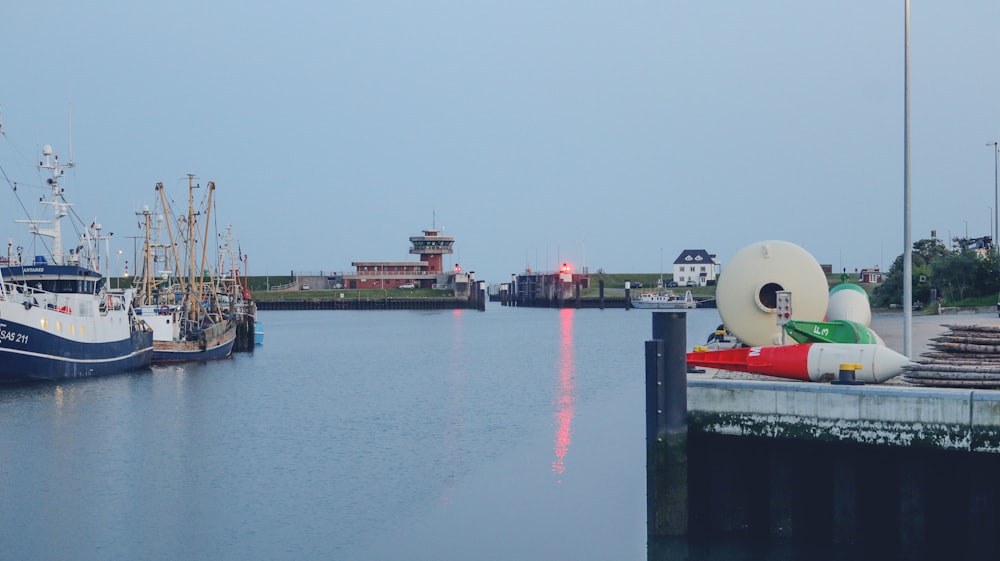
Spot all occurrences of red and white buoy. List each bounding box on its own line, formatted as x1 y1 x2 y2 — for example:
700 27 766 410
687 343 912 384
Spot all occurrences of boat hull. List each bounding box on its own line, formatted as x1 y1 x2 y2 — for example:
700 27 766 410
631 300 698 309
0 323 152 383
152 322 237 363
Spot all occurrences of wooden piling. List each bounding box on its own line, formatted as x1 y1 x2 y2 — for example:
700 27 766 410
232 302 257 353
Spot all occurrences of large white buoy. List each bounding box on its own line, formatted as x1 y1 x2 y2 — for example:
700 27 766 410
826 282 872 327
716 241 829 347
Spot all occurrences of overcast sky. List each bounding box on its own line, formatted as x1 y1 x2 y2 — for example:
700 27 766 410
2 1 998 283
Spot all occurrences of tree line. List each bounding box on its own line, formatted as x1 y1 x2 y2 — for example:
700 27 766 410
872 237 999 308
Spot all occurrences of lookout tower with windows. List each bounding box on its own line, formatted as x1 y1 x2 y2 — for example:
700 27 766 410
409 229 454 274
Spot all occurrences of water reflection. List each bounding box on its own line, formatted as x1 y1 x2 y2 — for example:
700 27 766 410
552 308 575 480
440 308 467 505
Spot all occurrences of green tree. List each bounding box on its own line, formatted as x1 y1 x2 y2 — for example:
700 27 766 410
872 254 928 308
913 237 950 263
976 252 1000 296
872 239 1000 307
931 248 981 301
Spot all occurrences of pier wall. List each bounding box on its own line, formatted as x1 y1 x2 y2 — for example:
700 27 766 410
674 430 1000 559
673 381 1000 556
646 311 1000 559
688 379 1000 452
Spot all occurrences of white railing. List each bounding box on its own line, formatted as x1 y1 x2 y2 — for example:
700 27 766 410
0 282 78 315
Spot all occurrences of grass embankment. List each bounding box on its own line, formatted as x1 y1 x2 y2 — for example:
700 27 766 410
244 272 993 311
119 272 945 305
587 272 883 301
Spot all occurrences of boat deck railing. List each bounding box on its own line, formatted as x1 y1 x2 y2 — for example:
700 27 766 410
0 281 127 316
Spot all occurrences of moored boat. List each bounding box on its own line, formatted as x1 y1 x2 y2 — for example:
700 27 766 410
131 175 236 363
631 289 697 309
0 144 153 382
254 321 264 345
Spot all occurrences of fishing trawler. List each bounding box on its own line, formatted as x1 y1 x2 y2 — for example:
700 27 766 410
131 175 236 362
0 144 153 382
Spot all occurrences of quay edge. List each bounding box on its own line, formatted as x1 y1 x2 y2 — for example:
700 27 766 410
687 378 1000 452
256 297 483 311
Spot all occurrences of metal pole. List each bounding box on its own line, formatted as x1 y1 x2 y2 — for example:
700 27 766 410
646 312 688 537
993 142 1000 317
990 142 999 255
903 0 912 358
651 312 688 432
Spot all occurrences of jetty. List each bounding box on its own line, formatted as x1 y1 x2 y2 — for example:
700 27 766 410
493 270 717 309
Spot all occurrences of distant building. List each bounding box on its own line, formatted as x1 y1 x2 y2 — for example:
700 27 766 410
512 263 589 305
672 249 718 286
960 236 993 259
342 228 474 296
859 267 883 283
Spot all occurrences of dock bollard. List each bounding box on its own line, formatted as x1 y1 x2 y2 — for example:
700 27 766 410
831 362 864 385
646 311 688 537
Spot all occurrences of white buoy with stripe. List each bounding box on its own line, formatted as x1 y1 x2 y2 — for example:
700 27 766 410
687 343 913 384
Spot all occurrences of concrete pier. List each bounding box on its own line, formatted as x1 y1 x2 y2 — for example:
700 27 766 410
649 311 1000 558
686 379 1000 452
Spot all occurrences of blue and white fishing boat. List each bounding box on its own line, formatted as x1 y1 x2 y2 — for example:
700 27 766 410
0 145 153 382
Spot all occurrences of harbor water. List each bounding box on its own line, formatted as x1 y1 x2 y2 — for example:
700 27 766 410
1 306 727 561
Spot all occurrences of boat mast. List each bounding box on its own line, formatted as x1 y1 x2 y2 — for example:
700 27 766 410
25 145 74 265
156 181 185 303
135 205 154 305
185 174 201 322
198 181 215 305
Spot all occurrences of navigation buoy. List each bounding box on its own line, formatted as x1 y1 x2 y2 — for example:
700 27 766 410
686 343 912 384
827 282 872 326
716 241 829 347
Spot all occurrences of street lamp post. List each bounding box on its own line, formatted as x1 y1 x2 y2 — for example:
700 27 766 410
990 141 1000 317
902 0 912 358
990 141 999 256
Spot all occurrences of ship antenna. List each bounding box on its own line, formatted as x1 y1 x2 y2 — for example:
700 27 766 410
67 102 75 164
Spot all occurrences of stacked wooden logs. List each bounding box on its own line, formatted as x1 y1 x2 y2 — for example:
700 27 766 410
903 324 1000 388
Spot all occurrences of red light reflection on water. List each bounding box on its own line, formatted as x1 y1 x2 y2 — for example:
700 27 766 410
552 308 575 479
440 308 466 505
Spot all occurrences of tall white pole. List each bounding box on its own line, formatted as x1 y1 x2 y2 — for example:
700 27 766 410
990 141 999 255
992 141 999 318
903 0 912 358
